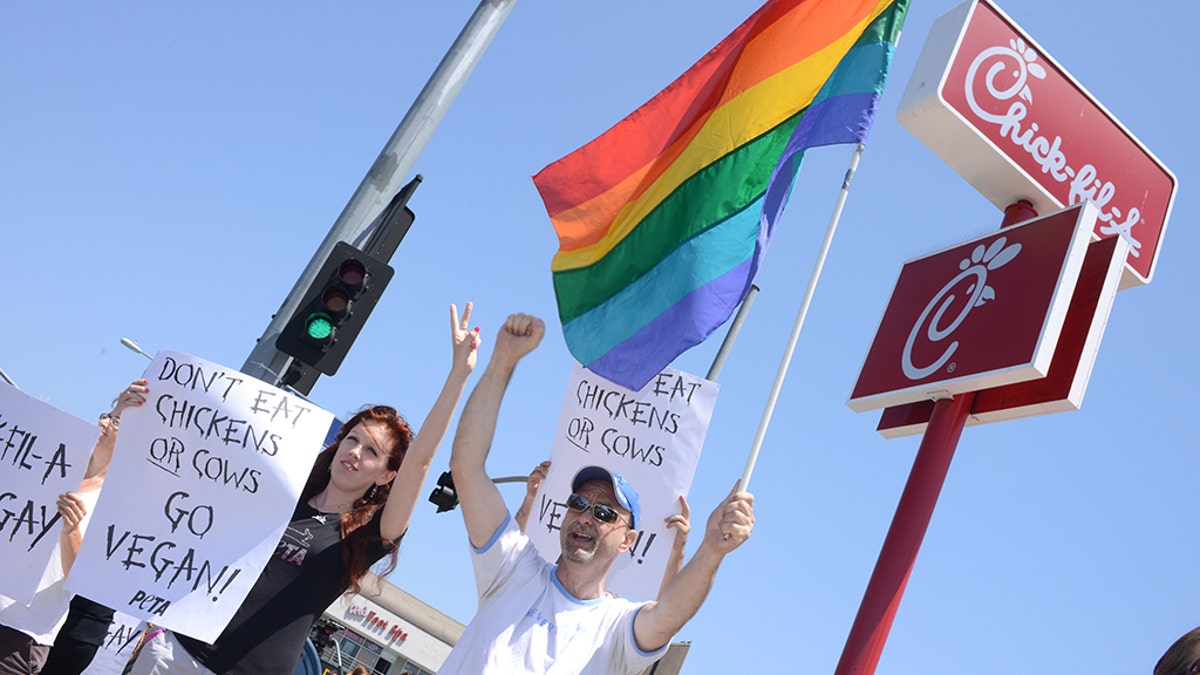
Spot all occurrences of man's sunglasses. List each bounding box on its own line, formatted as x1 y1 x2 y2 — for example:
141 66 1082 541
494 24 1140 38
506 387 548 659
567 494 627 526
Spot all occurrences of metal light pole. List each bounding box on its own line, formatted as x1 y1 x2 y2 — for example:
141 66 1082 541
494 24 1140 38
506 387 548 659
120 338 155 361
242 0 520 386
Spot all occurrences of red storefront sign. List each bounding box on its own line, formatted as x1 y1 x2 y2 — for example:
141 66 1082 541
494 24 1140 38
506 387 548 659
897 0 1176 287
345 604 409 644
848 204 1095 412
875 233 1127 437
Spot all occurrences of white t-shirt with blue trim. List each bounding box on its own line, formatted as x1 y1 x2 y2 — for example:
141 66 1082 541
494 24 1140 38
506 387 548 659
440 513 667 674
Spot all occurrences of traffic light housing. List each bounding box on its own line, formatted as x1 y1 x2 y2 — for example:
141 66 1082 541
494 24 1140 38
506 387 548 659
429 471 459 513
314 625 336 650
275 241 394 376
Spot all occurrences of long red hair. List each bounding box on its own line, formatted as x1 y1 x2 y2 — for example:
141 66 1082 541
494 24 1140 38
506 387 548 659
299 405 412 594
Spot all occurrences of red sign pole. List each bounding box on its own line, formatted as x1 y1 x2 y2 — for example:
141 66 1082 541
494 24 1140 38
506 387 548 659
833 392 974 675
834 202 1034 675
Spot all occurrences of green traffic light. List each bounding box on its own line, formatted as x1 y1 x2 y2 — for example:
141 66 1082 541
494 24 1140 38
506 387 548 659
305 313 334 341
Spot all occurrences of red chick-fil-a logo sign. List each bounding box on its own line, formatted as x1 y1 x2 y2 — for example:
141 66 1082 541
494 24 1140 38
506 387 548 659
962 36 1143 258
902 236 1022 380
848 204 1095 413
900 0 1175 286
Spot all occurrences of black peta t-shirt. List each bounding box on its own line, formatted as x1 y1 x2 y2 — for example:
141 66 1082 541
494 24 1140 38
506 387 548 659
175 500 396 675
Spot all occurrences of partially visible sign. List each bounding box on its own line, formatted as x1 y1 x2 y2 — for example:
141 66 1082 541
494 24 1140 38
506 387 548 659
527 363 718 602
849 203 1095 412
876 234 1128 437
898 0 1176 287
343 603 408 645
0 383 97 605
68 351 333 642
82 611 146 675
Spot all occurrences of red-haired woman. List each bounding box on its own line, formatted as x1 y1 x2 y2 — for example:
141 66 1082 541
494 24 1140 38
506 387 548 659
126 303 481 675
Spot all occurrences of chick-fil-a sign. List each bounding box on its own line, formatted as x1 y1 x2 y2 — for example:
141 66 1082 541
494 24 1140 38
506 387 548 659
898 0 1176 287
848 204 1095 412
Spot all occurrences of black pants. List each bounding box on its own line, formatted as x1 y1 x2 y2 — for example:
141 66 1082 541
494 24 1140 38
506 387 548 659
38 636 100 675
0 624 50 675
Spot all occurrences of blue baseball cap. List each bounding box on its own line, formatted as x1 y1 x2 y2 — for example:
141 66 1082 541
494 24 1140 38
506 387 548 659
571 465 641 530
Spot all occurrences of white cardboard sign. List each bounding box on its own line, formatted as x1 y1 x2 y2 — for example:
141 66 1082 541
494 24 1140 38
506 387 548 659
67 351 333 642
526 363 718 601
0 382 98 605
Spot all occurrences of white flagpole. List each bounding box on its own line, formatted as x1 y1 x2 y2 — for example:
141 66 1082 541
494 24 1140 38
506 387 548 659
739 143 867 490
706 284 760 382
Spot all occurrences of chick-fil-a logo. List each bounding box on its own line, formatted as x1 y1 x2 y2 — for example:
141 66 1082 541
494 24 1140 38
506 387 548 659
902 237 1022 380
963 38 1143 257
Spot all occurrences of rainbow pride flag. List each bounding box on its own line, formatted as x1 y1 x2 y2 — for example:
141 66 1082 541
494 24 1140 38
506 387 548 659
534 0 909 391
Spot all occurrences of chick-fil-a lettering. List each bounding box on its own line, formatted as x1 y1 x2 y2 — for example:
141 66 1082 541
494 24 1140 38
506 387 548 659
963 39 1143 257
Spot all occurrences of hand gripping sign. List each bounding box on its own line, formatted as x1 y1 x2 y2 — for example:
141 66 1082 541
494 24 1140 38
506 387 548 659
66 351 333 642
0 383 98 605
526 362 718 602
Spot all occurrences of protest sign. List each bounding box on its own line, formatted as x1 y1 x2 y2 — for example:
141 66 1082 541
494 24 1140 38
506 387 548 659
0 382 98 605
82 610 146 675
67 351 334 642
526 363 718 601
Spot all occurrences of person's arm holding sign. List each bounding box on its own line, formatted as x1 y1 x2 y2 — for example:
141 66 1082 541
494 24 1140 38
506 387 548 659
378 302 480 542
515 460 550 533
634 481 754 652
58 379 148 574
450 312 544 548
125 305 479 674
656 494 691 601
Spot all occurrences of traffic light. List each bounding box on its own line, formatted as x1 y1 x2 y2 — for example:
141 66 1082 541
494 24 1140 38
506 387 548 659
429 471 459 513
314 625 335 650
275 241 395 376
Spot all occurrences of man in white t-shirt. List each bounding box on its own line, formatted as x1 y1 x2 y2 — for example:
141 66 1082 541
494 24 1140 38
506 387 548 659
441 313 754 674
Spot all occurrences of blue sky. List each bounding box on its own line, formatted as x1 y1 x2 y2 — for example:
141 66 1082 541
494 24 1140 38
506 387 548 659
2 1 1193 673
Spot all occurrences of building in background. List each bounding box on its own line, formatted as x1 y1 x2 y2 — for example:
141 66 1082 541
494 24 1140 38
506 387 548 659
309 573 462 675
